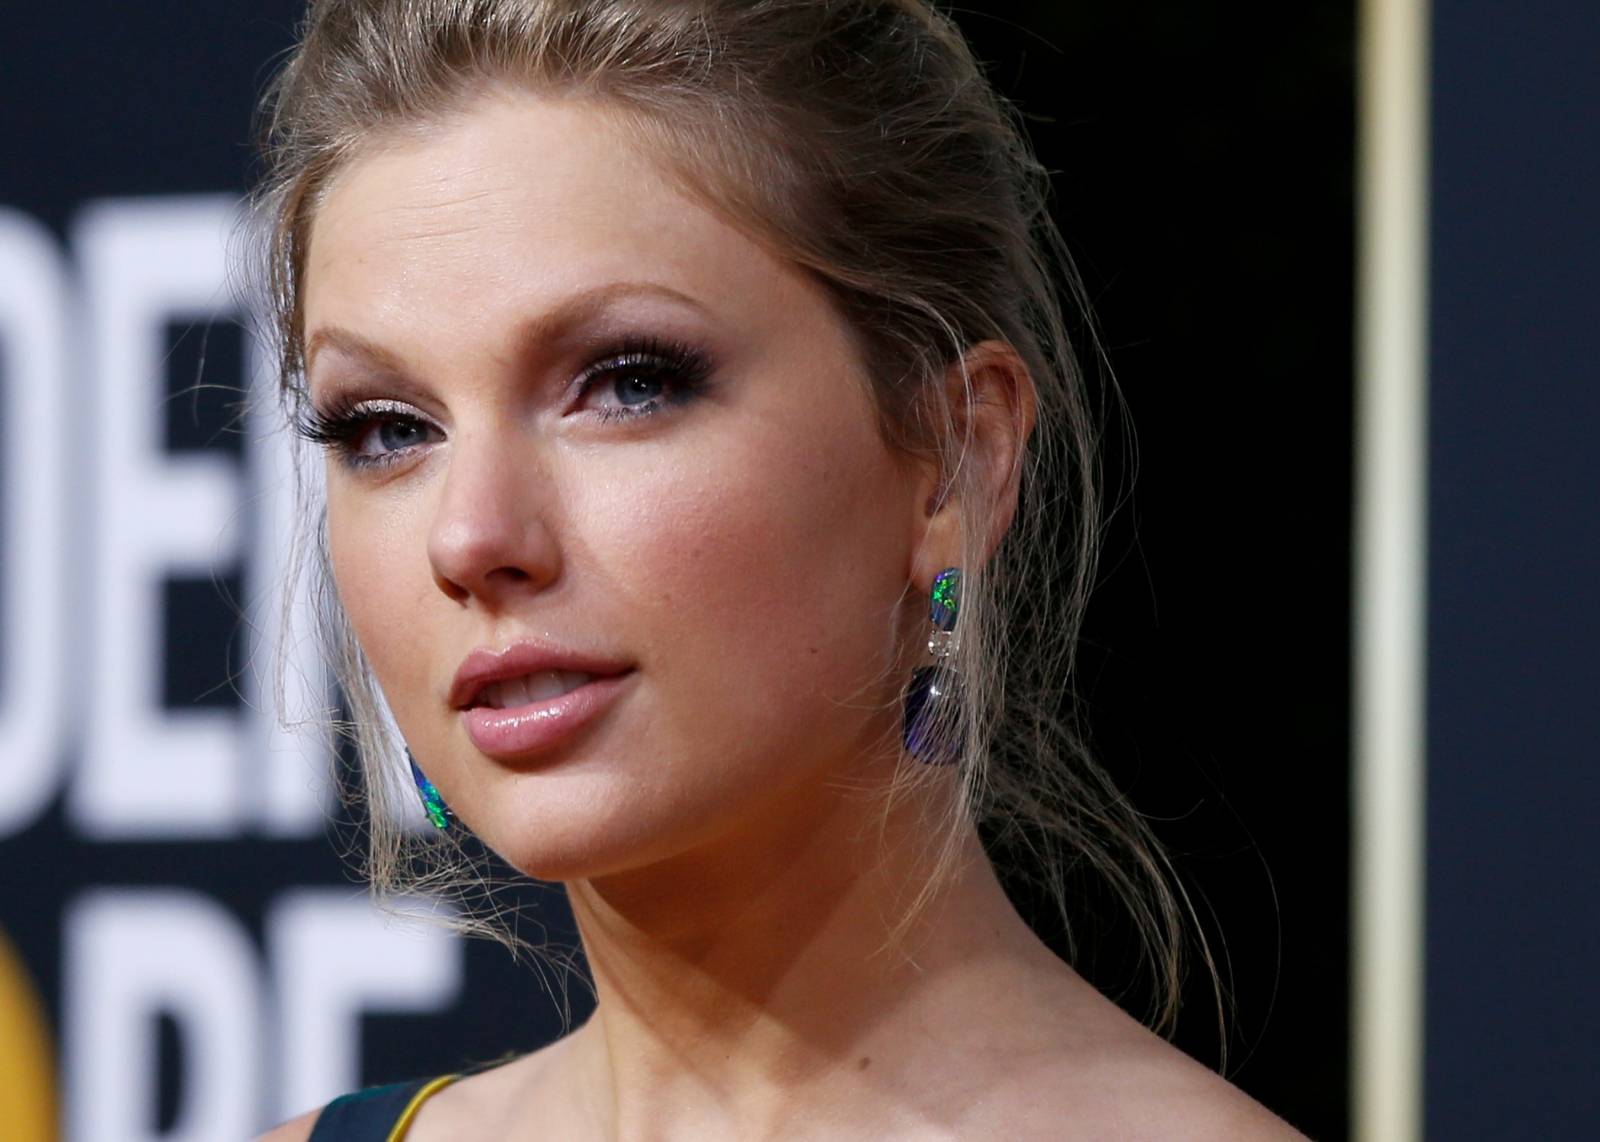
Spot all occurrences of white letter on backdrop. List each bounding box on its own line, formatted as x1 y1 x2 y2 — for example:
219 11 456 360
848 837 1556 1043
0 209 68 837
64 890 263 1142
268 890 463 1121
70 197 246 837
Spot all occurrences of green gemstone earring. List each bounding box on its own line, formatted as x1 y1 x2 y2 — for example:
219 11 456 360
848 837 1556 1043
407 752 453 830
903 567 963 765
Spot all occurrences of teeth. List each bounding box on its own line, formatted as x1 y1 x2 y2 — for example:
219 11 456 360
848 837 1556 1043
493 675 530 709
478 671 592 710
527 670 585 703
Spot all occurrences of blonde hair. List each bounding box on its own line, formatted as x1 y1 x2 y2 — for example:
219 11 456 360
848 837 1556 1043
252 0 1215 1040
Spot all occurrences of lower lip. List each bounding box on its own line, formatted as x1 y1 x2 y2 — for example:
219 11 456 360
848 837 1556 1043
460 671 635 761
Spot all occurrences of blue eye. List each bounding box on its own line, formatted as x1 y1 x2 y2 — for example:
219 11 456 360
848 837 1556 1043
297 398 441 471
370 417 432 452
576 337 713 422
612 372 666 407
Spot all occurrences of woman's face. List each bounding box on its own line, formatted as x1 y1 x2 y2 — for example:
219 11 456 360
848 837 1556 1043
302 89 932 880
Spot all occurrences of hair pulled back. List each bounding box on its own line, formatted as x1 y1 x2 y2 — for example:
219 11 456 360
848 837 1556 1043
253 0 1208 1038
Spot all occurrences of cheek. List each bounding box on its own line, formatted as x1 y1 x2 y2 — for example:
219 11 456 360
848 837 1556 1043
325 482 436 701
572 411 915 744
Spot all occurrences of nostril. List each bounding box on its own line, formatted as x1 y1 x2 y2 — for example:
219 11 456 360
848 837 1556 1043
427 507 562 602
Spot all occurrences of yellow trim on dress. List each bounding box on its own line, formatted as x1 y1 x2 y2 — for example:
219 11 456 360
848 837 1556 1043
385 1074 461 1142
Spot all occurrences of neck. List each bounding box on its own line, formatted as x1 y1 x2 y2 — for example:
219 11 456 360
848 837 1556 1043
554 765 1074 1137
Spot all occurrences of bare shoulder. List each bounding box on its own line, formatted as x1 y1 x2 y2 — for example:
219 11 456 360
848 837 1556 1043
1090 1048 1308 1140
984 1030 1308 1141
254 1107 319 1142
947 970 1307 1141
404 1035 577 1139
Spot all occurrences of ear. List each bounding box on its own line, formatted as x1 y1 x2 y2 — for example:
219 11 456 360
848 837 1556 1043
909 339 1038 593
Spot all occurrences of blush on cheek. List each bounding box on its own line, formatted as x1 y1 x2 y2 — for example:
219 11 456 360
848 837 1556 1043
325 492 439 724
577 413 910 751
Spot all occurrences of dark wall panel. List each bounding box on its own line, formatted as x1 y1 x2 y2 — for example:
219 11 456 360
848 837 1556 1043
1428 1 1600 1137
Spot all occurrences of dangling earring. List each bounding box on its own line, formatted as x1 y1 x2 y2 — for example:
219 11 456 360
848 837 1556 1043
903 567 963 765
407 751 453 830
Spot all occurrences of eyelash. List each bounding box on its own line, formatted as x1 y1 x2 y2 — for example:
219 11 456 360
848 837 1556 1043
296 335 714 472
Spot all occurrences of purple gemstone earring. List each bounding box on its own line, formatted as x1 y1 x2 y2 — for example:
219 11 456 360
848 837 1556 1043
407 751 453 830
903 568 963 765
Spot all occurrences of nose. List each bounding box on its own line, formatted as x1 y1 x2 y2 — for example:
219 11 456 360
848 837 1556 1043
426 432 562 608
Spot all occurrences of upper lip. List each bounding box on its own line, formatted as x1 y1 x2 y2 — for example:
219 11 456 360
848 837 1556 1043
449 640 634 710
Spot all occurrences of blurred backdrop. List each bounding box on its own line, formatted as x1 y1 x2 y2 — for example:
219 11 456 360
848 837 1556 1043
0 2 1595 1140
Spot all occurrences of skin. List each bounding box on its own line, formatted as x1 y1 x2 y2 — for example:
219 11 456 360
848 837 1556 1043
261 87 1304 1140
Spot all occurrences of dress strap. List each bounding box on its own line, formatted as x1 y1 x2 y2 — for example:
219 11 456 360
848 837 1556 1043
307 1074 461 1142
386 1074 460 1141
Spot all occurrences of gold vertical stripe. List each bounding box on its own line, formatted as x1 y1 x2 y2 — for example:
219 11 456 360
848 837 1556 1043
1353 0 1431 1139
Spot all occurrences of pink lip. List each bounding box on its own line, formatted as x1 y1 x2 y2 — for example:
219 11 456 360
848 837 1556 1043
460 671 635 761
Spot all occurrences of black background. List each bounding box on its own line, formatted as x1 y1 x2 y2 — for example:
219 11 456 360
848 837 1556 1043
961 6 1352 1137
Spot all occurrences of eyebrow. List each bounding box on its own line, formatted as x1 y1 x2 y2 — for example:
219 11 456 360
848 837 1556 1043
303 280 714 379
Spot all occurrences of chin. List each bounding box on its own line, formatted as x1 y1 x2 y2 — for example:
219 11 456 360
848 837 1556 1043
455 769 721 885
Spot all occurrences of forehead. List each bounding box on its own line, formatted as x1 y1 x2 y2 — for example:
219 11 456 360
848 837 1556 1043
302 88 828 360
